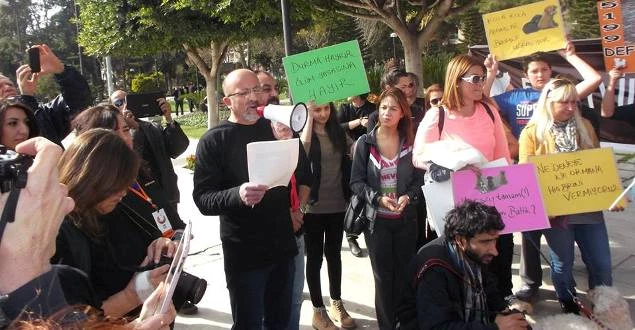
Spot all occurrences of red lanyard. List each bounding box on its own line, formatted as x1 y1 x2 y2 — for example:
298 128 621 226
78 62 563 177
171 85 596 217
128 181 157 210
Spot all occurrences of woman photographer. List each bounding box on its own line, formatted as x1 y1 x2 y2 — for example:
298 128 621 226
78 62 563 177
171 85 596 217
53 104 187 317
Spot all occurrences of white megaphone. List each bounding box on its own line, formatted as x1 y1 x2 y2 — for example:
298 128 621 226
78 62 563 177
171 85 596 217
256 103 308 133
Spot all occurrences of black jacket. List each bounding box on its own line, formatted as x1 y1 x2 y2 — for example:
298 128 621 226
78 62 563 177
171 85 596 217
338 101 377 141
307 131 351 205
349 128 424 232
133 120 189 205
19 65 91 146
396 237 506 330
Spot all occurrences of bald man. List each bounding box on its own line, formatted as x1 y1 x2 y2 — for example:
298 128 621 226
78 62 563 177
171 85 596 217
193 69 310 329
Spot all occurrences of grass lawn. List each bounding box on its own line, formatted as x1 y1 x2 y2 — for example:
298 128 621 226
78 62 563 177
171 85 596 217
180 125 208 139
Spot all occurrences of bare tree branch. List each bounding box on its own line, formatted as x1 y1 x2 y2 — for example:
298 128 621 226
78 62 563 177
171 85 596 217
335 0 371 10
448 0 479 16
416 0 452 44
335 8 383 21
408 2 427 31
183 43 210 77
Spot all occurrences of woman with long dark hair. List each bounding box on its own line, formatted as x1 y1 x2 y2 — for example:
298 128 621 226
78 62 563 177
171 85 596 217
350 88 424 330
0 98 39 150
300 102 355 330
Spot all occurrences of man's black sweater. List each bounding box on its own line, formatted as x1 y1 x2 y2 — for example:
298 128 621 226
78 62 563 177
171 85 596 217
193 118 309 272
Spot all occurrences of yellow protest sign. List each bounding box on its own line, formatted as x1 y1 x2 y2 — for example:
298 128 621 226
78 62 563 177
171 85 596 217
483 0 567 61
528 148 627 216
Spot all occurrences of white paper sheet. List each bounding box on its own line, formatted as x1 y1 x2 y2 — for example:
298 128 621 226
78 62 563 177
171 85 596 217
247 138 299 188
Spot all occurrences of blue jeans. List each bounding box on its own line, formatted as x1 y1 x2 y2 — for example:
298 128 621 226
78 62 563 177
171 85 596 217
543 221 612 301
287 235 305 330
225 257 294 330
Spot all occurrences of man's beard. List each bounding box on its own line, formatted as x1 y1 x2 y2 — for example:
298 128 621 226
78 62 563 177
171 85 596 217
242 111 260 123
267 96 280 105
464 248 494 265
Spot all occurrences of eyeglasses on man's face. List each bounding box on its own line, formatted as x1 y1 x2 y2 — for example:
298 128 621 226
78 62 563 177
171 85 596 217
226 86 264 98
460 74 487 84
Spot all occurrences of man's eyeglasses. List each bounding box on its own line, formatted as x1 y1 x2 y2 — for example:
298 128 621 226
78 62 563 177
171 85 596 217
460 75 487 84
113 98 125 108
226 87 264 98
430 97 441 106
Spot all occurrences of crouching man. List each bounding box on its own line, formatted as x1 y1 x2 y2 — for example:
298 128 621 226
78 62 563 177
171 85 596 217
396 200 529 329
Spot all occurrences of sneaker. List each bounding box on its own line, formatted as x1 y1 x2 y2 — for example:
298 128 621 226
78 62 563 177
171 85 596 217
312 306 339 330
514 285 539 302
330 299 356 329
347 238 362 257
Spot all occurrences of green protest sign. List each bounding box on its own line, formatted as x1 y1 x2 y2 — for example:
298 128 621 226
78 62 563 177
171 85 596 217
283 40 369 104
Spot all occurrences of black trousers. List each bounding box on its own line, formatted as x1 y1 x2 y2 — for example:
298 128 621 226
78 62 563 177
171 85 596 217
364 217 417 330
488 233 514 297
304 212 345 307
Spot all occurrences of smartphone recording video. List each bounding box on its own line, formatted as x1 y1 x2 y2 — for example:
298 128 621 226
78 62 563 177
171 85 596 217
28 47 41 73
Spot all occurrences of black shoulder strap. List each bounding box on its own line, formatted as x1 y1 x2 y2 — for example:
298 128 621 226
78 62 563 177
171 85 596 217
413 258 465 288
479 101 495 123
437 106 445 139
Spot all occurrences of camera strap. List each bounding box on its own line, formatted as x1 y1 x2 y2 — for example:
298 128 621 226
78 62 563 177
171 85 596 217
0 187 21 244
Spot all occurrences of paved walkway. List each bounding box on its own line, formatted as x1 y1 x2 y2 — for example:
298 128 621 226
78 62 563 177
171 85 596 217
172 139 635 329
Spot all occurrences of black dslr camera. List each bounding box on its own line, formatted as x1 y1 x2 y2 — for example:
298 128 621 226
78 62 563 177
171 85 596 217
0 146 32 193
140 255 207 309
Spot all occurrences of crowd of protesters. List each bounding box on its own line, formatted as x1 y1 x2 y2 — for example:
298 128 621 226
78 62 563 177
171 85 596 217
0 38 633 330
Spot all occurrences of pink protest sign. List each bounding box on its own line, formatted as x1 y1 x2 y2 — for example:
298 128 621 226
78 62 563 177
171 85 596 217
452 164 550 234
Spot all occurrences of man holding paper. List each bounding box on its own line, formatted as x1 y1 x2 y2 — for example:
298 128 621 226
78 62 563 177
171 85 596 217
193 69 310 329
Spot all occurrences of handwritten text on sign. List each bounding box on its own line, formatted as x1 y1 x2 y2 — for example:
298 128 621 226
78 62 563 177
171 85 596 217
529 148 626 216
597 0 635 73
282 40 369 104
483 0 566 61
452 164 549 234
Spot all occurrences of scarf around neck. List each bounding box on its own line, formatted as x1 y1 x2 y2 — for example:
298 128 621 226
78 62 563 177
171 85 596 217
447 240 490 325
551 118 578 153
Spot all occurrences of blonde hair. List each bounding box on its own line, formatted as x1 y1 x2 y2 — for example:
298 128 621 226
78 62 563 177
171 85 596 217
529 79 594 147
442 55 492 111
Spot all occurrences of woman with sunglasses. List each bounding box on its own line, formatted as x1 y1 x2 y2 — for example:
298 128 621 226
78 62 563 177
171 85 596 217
0 98 39 150
424 84 443 111
519 79 618 314
351 88 424 330
413 54 514 300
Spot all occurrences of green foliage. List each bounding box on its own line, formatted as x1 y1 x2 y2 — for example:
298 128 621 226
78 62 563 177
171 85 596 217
34 74 60 101
180 90 205 104
458 7 486 46
422 52 455 88
366 64 383 96
130 71 166 93
566 0 599 39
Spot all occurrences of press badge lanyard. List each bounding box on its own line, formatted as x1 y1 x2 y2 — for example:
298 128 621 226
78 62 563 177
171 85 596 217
128 181 173 237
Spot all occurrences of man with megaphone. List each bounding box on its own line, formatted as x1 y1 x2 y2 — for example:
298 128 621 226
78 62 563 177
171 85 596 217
193 69 311 329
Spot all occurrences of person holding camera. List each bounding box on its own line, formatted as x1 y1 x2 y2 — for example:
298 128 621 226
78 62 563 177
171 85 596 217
0 44 91 146
396 201 529 330
110 90 189 213
52 105 200 317
0 136 175 328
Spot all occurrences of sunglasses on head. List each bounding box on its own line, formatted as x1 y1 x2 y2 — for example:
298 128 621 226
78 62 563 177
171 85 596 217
460 74 487 84
113 98 125 108
430 97 441 106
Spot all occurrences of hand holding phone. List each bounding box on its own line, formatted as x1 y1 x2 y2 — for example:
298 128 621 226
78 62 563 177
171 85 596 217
27 47 41 73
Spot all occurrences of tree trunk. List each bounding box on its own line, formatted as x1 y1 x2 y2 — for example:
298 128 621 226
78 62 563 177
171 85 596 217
184 40 229 129
401 34 424 91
